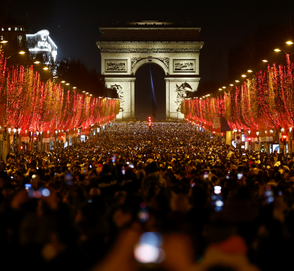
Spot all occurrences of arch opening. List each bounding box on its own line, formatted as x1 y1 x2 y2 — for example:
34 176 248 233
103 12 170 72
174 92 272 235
135 63 166 121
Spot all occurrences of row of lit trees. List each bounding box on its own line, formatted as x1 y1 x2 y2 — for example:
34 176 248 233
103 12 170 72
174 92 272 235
0 48 120 134
182 53 294 132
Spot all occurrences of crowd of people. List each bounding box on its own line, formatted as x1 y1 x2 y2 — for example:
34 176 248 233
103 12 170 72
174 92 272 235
1 122 294 271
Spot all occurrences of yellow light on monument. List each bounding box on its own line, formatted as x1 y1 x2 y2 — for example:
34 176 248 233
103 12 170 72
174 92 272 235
19 51 25 55
247 69 253 73
241 74 246 78
222 86 226 89
235 80 240 83
34 60 40 64
66 83 70 86
262 59 268 63
218 88 222 91
0 40 8 44
82 91 86 93
73 86 76 89
229 84 234 86
274 48 281 52
43 66 49 71
286 41 294 45
61 80 65 83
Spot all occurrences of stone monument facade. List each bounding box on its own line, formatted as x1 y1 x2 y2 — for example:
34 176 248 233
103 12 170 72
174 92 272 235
96 20 204 121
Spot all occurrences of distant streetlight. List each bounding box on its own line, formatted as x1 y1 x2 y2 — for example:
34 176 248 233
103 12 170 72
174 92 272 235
235 80 240 83
229 84 234 86
222 86 226 89
43 67 49 71
247 69 253 73
241 74 246 78
274 48 281 52
66 83 70 85
6 50 26 59
61 80 66 83
286 41 294 45
262 59 268 63
0 40 8 44
34 60 40 64
218 88 222 91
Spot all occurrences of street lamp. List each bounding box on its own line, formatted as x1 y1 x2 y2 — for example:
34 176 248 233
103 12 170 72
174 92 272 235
6 50 26 59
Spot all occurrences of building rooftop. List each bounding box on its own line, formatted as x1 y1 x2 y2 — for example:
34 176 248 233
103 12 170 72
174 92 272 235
99 20 201 42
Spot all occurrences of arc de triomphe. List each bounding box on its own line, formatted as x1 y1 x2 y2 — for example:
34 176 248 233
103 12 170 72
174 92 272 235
96 20 204 121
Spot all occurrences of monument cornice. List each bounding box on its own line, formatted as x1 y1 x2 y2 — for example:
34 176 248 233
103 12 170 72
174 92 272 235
100 27 201 31
97 41 203 53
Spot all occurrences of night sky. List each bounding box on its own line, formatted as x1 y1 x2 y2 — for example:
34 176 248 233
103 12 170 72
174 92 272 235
2 0 294 119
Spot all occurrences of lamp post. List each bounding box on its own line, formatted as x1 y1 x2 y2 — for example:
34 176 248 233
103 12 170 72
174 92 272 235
289 127 293 154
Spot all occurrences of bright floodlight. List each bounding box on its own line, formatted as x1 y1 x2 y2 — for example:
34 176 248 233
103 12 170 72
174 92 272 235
66 83 70 85
43 67 49 71
34 60 40 64
222 86 226 89
61 80 65 83
235 80 240 83
218 88 222 91
247 69 253 73
0 40 8 44
229 84 234 86
241 74 246 78
286 41 294 45
19 51 25 55
274 48 281 52
262 59 268 63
